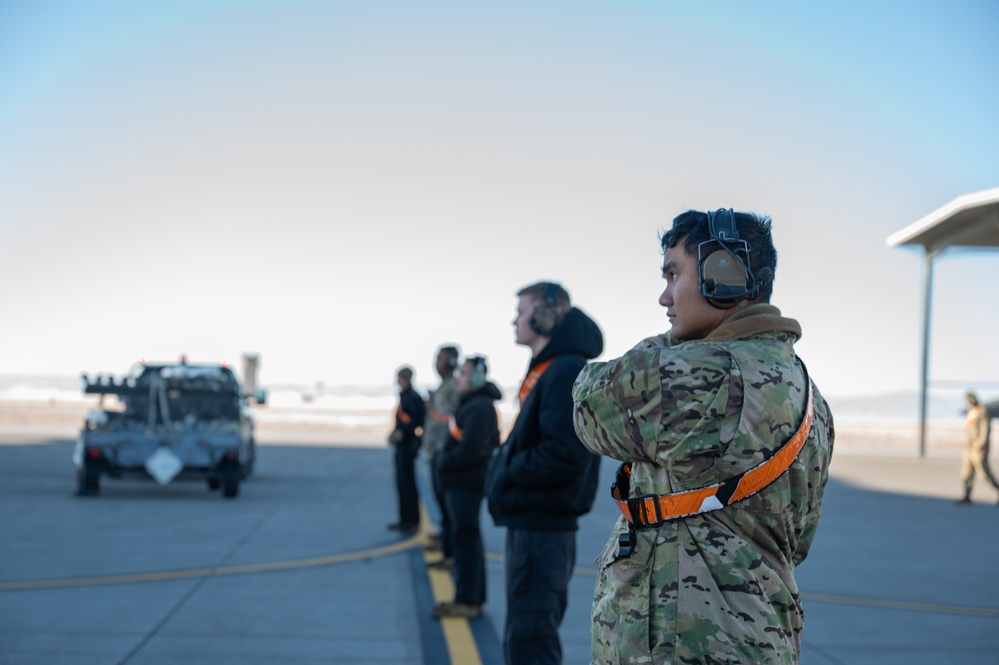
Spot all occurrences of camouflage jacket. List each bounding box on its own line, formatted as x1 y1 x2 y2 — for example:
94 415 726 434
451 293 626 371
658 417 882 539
572 304 834 665
425 376 459 457
966 404 988 449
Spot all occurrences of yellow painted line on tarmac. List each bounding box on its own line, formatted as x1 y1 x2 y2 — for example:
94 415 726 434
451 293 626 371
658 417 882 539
0 533 423 592
3 505 487 664
420 506 484 665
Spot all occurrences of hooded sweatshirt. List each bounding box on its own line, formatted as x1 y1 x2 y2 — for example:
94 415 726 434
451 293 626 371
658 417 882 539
437 381 503 492
486 306 605 531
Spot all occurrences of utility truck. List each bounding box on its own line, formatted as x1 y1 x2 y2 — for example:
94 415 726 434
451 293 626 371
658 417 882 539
74 359 260 498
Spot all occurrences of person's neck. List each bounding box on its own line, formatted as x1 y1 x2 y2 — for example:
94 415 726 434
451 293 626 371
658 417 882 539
529 336 551 358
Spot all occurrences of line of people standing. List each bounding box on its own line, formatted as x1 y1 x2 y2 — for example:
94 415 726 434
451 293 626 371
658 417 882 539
384 208 839 665
387 280 604 664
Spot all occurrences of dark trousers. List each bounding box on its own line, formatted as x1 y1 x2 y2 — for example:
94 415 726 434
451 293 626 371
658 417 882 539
503 528 576 665
443 486 485 605
393 440 419 526
430 459 452 557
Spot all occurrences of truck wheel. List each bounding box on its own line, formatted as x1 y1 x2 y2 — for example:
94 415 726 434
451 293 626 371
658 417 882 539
77 465 101 497
221 465 239 498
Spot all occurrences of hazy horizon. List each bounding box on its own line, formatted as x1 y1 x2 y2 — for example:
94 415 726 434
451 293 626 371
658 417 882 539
0 371 993 423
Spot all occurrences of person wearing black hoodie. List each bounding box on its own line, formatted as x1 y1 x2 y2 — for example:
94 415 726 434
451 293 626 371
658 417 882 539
485 281 604 665
430 355 503 619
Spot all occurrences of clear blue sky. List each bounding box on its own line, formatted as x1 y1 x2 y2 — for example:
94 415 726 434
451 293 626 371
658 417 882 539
2 1 997 399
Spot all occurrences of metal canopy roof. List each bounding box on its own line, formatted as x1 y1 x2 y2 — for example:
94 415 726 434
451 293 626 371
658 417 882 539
887 185 999 456
887 186 999 254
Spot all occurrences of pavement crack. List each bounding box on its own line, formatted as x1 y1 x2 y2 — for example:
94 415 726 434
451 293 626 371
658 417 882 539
116 574 210 665
116 502 280 664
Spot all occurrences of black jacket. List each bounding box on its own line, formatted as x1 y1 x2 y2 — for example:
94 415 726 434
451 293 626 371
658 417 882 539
486 307 604 530
393 386 426 446
437 382 503 492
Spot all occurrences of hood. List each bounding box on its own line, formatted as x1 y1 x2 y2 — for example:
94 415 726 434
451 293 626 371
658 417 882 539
703 303 801 344
461 381 503 404
534 306 604 366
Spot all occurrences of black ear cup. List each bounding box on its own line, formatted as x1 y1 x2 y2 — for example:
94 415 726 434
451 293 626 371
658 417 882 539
529 282 563 336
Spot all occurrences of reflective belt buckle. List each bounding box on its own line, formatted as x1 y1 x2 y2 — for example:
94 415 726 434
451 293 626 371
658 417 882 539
611 462 631 501
628 494 665 528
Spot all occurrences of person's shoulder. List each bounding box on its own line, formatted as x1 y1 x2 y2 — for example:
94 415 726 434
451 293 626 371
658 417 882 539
544 352 588 379
662 340 737 372
439 378 458 397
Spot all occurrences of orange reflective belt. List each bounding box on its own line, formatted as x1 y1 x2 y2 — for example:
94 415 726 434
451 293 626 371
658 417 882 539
449 416 463 442
613 379 815 527
396 405 412 425
518 359 554 406
429 408 450 424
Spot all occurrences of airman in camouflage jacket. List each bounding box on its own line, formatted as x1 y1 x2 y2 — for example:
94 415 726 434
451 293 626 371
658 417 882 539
572 304 834 665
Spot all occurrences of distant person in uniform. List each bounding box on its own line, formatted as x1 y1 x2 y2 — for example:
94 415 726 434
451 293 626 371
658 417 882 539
572 209 834 665
956 391 999 504
424 345 461 555
486 281 604 665
430 356 502 619
388 366 425 534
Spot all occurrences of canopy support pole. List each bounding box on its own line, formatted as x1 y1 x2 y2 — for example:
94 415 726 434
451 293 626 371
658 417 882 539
917 250 937 458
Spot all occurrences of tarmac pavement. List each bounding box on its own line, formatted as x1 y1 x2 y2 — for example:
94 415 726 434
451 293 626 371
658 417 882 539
1 430 997 664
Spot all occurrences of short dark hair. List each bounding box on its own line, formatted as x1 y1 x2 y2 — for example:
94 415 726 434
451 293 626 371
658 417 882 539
438 345 459 366
517 281 571 325
397 366 414 382
660 210 777 303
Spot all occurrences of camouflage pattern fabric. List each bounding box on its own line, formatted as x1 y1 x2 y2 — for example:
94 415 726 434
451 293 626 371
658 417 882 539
425 376 459 458
572 304 834 665
959 403 999 491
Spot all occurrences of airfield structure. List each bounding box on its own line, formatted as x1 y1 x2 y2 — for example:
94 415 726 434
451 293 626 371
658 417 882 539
887 186 999 456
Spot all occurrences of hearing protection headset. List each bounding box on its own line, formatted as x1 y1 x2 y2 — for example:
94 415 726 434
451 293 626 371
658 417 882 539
469 356 488 389
529 282 564 336
698 209 770 310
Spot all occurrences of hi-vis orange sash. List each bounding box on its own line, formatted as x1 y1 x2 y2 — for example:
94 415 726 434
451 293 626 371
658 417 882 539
449 416 463 442
449 409 501 445
613 379 815 527
518 359 554 406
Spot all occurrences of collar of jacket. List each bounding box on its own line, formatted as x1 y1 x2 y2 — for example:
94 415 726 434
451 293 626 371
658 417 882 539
459 382 503 405
701 303 802 343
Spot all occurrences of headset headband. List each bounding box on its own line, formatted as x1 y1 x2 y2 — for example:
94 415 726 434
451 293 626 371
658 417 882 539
543 281 561 307
529 282 565 336
707 208 739 242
